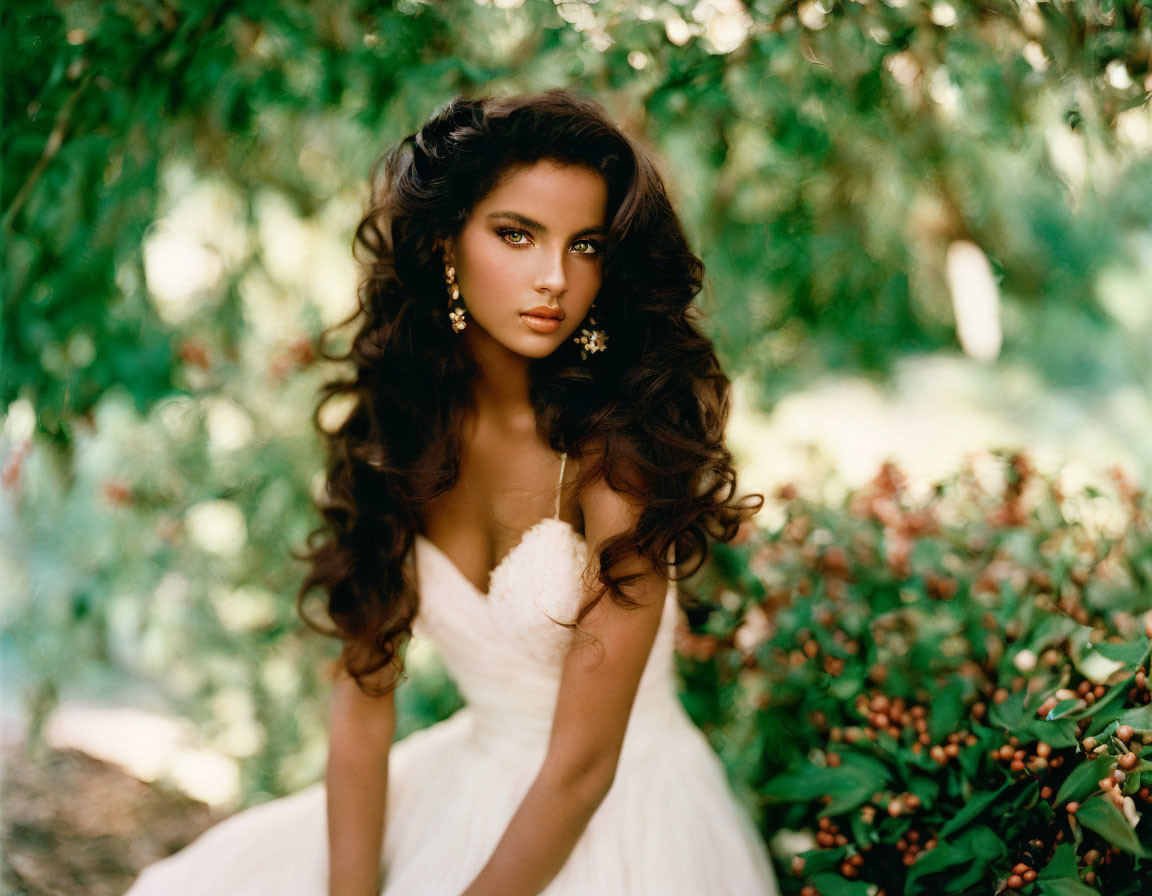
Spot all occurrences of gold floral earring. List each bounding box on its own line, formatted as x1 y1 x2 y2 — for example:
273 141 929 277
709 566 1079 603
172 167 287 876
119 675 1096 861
572 301 608 359
444 259 466 333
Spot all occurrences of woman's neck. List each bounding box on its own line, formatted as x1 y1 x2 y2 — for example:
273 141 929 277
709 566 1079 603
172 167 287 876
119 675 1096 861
463 328 535 429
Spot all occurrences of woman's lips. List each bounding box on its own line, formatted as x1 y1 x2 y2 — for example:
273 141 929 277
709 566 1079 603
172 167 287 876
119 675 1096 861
520 313 562 333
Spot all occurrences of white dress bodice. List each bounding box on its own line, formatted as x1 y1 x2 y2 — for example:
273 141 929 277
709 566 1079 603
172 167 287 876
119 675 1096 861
412 507 683 760
414 444 681 755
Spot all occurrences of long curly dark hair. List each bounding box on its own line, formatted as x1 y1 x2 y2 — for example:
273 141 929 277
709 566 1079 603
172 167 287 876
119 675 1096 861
295 88 762 694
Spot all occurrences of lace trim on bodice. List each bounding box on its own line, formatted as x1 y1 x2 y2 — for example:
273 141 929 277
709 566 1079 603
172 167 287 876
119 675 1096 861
411 448 678 668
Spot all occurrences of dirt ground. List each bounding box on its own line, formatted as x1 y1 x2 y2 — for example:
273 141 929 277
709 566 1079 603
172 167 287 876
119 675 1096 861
2 744 224 896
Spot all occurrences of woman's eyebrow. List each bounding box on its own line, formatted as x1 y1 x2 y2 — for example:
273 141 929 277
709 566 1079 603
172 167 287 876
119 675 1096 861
486 210 607 238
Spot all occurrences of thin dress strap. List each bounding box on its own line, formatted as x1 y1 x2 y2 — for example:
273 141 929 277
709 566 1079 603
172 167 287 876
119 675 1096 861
553 451 567 519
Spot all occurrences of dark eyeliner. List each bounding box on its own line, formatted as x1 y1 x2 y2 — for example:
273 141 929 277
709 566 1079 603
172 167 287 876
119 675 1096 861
496 226 529 245
496 225 599 255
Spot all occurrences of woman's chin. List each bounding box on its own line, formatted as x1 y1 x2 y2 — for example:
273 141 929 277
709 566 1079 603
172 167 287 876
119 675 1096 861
466 327 562 361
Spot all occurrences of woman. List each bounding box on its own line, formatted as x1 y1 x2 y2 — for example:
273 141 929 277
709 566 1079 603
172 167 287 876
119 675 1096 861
126 88 780 896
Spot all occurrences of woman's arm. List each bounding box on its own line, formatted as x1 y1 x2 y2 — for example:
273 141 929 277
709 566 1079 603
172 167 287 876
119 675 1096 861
458 469 668 896
327 662 398 896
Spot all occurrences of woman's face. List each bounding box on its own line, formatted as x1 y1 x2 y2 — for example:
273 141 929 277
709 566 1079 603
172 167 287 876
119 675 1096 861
442 158 609 360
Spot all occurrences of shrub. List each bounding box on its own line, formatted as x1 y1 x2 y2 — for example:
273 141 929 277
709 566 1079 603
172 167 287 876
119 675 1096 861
676 450 1152 895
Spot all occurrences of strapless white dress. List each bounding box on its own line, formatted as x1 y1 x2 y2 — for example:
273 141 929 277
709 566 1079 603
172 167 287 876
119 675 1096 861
124 514 780 895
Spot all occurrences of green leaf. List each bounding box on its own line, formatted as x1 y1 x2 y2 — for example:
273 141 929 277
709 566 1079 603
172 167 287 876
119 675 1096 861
1075 793 1150 858
1056 755 1115 805
1028 614 1079 653
938 780 1014 839
904 841 969 895
829 670 863 699
762 752 890 816
965 824 1005 862
958 739 987 779
1046 698 1084 720
808 872 873 896
989 689 1028 731
1021 717 1078 748
942 859 988 893
823 753 893 815
907 773 940 812
929 675 967 743
1038 843 1079 880
1093 636 1152 666
905 825 1002 895
762 765 844 802
1114 704 1152 732
796 847 846 877
1038 880 1104 896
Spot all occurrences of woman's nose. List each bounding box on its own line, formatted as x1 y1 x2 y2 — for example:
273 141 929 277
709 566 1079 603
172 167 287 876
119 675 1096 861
534 250 568 294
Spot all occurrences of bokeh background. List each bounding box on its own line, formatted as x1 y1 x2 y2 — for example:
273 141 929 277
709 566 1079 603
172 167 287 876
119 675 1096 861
3 1 1152 894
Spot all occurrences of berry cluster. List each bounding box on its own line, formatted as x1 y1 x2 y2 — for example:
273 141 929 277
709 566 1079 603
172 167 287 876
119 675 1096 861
827 692 981 764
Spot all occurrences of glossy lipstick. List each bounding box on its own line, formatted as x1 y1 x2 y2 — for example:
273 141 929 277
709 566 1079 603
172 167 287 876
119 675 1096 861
520 305 564 333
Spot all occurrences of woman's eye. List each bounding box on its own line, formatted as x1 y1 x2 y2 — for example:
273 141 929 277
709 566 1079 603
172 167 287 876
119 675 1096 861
497 228 599 256
497 227 528 245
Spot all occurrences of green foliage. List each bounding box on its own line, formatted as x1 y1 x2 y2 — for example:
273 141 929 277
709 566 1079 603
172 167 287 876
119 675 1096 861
677 450 1152 893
